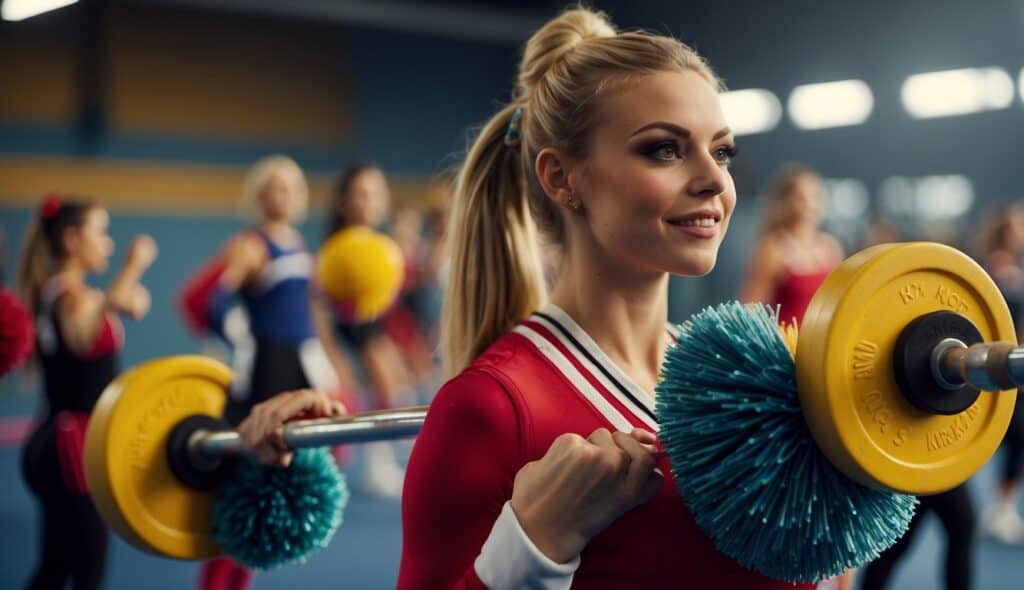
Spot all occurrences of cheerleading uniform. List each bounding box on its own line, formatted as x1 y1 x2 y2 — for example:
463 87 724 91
770 234 838 326
195 229 340 590
22 277 123 590
398 304 815 590
185 229 341 426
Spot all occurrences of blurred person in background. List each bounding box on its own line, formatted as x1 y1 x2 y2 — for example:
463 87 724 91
976 203 1024 544
380 170 454 396
323 163 414 498
739 163 843 327
859 481 976 589
17 194 156 590
861 214 902 249
190 155 351 590
382 204 442 396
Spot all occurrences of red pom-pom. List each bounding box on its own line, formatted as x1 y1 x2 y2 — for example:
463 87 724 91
0 288 35 377
40 194 62 220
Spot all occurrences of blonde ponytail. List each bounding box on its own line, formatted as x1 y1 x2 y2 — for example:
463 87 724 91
441 104 548 376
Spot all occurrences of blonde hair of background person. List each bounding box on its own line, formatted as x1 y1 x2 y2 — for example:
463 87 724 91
236 7 816 589
240 154 309 224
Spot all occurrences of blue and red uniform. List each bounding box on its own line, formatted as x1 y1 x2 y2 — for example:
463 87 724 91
185 229 343 590
179 228 342 424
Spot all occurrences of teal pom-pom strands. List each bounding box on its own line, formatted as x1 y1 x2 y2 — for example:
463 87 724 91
656 302 916 582
213 449 348 570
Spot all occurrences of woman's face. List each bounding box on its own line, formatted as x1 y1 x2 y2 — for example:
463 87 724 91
66 208 114 273
567 69 737 278
785 173 824 227
341 169 390 228
260 170 305 223
1006 209 1024 253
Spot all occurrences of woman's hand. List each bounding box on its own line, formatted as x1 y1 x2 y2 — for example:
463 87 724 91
124 284 151 320
238 389 346 468
106 235 157 316
219 233 266 290
510 427 663 563
125 235 158 272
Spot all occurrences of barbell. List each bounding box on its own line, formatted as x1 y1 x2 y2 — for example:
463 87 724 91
84 242 1018 563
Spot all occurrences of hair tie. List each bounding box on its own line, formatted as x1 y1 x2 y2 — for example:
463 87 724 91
504 107 523 147
40 194 62 221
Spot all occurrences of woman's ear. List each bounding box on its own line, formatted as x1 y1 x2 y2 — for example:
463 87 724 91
535 147 578 209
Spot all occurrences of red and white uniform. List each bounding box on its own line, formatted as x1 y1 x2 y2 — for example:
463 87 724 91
399 304 815 590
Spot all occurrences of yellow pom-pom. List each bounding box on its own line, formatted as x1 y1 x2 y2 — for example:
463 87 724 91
317 227 404 323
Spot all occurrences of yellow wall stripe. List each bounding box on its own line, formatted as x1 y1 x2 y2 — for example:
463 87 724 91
0 156 431 215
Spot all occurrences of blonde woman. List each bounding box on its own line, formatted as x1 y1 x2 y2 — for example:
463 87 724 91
238 8 817 589
194 156 348 590
739 164 843 326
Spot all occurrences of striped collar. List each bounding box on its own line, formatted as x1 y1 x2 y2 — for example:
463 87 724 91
512 304 677 432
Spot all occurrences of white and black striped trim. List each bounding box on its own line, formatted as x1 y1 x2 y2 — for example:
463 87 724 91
532 305 662 429
512 323 636 433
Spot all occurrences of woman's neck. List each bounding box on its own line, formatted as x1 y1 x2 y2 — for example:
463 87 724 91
56 259 86 285
785 221 818 244
259 220 297 244
549 246 669 395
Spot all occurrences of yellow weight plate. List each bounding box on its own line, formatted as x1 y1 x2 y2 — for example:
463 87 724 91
85 355 231 559
796 242 1017 494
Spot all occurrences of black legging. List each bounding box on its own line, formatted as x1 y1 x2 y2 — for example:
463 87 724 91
859 484 974 590
21 420 109 590
1000 391 1024 483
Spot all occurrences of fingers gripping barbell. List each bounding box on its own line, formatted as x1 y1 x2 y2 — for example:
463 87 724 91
84 242 1017 567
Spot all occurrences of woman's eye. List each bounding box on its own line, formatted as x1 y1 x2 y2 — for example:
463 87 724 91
647 141 680 161
714 145 739 165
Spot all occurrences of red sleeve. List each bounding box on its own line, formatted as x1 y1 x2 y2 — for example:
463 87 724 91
177 257 229 336
397 368 524 590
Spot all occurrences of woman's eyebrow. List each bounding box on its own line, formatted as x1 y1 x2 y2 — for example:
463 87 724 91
631 121 689 137
630 122 732 140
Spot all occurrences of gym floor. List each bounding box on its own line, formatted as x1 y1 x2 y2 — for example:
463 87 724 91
0 442 1021 589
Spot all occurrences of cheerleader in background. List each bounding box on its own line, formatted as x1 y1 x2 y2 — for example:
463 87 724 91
18 194 155 590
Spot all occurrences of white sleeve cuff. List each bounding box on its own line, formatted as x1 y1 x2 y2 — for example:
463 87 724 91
473 501 580 590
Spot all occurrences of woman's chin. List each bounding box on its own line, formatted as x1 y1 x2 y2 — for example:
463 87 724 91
669 253 719 277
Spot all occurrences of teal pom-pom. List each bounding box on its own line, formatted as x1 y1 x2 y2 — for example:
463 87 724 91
656 301 917 583
212 448 348 570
